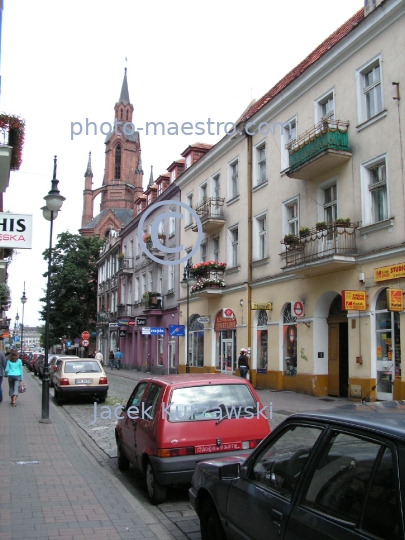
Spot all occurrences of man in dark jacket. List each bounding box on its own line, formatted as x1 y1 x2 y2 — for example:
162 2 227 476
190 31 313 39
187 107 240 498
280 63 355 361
238 348 249 378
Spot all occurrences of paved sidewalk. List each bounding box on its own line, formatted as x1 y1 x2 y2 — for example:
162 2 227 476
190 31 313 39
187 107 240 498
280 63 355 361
0 375 187 540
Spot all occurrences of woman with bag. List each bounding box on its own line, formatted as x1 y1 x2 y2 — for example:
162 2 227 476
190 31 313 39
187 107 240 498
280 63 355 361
4 348 24 406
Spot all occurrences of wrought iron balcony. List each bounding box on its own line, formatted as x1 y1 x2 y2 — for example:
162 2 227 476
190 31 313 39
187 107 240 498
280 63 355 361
281 222 358 274
118 257 134 272
192 197 225 234
286 119 352 181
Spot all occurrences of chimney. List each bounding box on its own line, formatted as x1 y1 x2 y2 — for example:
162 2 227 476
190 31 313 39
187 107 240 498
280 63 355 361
364 0 383 16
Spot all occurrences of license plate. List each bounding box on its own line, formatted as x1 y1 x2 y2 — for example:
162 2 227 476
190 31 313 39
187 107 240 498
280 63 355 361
195 442 241 454
75 379 93 384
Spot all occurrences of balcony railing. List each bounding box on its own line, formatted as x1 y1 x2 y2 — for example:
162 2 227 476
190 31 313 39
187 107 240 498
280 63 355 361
142 293 163 311
286 119 351 180
281 222 358 267
192 197 225 233
118 257 134 271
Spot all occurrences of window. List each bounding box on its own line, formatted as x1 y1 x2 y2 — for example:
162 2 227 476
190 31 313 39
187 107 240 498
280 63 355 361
315 90 335 123
129 240 133 258
212 173 221 216
257 310 268 371
157 267 163 295
228 227 239 267
229 159 239 199
169 206 176 237
189 315 204 367
157 183 162 196
357 57 383 124
255 142 267 185
115 144 121 179
251 424 322 499
157 336 163 366
186 194 193 226
323 183 337 223
283 304 297 376
168 264 174 291
254 214 267 260
171 170 176 182
185 154 192 168
148 270 153 292
199 182 207 204
200 241 207 263
281 117 296 171
135 277 140 302
143 383 162 420
284 198 299 236
211 236 220 261
361 155 389 226
141 274 146 296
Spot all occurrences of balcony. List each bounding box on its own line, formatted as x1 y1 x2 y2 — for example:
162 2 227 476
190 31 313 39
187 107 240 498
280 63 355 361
192 197 225 234
118 257 134 273
117 304 134 317
190 263 226 297
142 293 163 312
281 222 358 276
286 120 352 181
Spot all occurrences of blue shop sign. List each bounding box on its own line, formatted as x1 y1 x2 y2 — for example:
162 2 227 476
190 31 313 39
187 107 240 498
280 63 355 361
169 325 185 336
150 327 165 335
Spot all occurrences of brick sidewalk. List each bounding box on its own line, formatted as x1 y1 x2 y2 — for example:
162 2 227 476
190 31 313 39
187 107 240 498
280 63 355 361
0 375 186 540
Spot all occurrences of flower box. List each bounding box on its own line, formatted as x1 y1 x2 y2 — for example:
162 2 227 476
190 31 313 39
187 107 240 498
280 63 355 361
191 261 227 276
191 278 225 293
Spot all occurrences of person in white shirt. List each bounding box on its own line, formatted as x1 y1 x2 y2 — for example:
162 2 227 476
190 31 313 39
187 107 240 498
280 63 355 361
95 350 104 366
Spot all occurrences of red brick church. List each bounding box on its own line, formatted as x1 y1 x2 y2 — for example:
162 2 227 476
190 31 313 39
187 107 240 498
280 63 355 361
79 69 144 238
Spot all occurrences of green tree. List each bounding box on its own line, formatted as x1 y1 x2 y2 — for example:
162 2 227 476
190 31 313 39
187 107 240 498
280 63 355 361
40 232 105 348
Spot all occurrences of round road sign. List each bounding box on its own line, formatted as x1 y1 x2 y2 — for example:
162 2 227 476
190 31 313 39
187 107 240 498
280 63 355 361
292 301 304 317
81 331 90 340
82 339 89 347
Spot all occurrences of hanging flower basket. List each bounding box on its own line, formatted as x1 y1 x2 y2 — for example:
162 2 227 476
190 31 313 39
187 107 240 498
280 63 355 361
0 114 25 170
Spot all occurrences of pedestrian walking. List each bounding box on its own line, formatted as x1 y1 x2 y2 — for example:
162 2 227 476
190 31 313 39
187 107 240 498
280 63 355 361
4 348 24 406
238 348 249 379
114 348 123 370
109 350 115 369
0 349 7 403
95 350 104 365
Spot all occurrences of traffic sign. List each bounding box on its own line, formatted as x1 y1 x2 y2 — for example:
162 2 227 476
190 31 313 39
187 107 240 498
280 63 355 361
82 339 89 347
81 331 90 340
292 301 304 318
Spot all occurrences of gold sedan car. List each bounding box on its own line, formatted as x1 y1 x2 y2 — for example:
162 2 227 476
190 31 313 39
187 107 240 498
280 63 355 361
53 358 108 404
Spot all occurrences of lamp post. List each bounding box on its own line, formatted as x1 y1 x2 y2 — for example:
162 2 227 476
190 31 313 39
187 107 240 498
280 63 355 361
180 260 196 374
13 311 19 348
20 284 27 361
40 156 65 424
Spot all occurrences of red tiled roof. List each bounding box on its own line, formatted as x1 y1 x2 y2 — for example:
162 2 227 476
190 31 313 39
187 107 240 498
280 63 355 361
240 8 364 123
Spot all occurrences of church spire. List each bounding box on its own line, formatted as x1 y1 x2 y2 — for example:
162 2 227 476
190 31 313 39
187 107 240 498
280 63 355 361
84 152 93 177
118 67 130 105
149 165 154 186
135 149 144 175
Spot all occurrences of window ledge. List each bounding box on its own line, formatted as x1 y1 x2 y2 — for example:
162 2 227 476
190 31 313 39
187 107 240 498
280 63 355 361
359 217 394 236
166 288 175 296
251 257 269 268
356 110 387 132
168 232 175 238
252 180 268 193
226 195 240 206
226 265 240 274
184 223 194 231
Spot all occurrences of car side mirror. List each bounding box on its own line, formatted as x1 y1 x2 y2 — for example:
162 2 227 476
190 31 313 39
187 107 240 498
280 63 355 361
219 463 240 480
240 465 249 480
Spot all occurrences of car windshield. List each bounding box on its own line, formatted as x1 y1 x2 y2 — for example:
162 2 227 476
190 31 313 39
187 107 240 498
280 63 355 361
64 361 102 374
167 384 257 422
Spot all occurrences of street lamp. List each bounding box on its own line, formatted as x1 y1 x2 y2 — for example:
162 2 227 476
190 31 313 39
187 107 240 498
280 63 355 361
40 156 65 424
180 260 196 373
13 311 19 348
20 284 27 361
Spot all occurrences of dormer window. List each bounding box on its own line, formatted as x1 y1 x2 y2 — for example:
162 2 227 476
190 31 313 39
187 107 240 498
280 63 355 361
137 203 141 214
171 170 176 182
115 145 121 180
157 183 162 196
186 154 192 168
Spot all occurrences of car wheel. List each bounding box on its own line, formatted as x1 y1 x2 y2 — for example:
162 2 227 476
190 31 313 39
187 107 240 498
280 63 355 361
145 462 167 505
200 500 227 540
98 393 107 403
117 441 130 471
54 388 63 405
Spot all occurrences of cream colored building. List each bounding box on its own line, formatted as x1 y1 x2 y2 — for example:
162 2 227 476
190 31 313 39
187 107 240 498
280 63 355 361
177 0 405 402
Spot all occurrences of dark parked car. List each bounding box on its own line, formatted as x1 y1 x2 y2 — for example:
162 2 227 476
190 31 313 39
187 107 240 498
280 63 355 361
190 401 405 540
33 354 45 376
27 353 41 372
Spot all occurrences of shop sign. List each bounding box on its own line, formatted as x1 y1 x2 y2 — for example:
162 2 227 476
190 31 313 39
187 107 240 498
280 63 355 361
341 290 367 311
222 308 234 318
169 325 185 336
197 317 210 324
291 301 304 318
374 263 405 282
127 321 135 326
0 213 33 249
142 327 165 335
251 302 272 310
117 320 129 326
119 330 126 338
386 288 404 312
214 312 237 331
136 317 147 326
109 323 118 328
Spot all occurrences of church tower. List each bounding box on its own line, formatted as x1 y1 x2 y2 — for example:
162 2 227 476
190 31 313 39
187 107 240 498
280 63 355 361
80 69 144 238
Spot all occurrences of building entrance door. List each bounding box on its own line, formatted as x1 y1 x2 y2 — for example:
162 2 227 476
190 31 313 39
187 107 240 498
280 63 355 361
221 339 234 374
327 295 348 397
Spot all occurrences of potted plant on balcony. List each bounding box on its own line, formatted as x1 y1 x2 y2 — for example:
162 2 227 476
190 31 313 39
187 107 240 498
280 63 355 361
299 227 310 238
192 261 227 276
283 233 299 246
316 221 327 231
149 292 161 305
335 218 351 228
191 278 225 293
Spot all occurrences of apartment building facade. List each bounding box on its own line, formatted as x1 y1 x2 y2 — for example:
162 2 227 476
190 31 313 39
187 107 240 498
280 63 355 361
177 0 405 401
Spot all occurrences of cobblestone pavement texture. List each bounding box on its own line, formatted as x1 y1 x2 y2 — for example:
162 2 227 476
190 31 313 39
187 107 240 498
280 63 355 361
1 366 351 539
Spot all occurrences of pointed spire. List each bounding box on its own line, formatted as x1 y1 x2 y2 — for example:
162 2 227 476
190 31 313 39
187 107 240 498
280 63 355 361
135 150 144 175
118 67 130 105
148 166 154 186
84 152 93 177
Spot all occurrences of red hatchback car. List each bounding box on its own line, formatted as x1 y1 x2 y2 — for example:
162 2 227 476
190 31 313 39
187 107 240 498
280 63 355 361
115 373 270 504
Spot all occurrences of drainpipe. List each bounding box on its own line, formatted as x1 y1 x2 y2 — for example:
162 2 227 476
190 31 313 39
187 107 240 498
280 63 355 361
247 134 254 386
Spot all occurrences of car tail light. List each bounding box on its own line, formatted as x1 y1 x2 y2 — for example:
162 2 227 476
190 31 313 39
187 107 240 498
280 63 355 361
157 447 195 458
241 440 260 450
60 378 70 386
99 377 108 385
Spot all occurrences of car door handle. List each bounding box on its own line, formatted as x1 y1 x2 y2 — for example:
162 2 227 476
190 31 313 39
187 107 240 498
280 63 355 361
271 509 283 528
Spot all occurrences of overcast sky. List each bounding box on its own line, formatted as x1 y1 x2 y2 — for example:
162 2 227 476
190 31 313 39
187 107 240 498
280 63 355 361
1 0 364 329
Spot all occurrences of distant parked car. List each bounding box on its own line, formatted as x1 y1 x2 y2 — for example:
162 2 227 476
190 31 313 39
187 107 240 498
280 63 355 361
190 401 405 540
53 358 108 405
33 354 45 376
27 353 40 372
115 374 270 505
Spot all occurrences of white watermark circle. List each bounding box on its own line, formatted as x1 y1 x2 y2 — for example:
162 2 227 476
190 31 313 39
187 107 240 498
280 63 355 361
137 200 203 266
